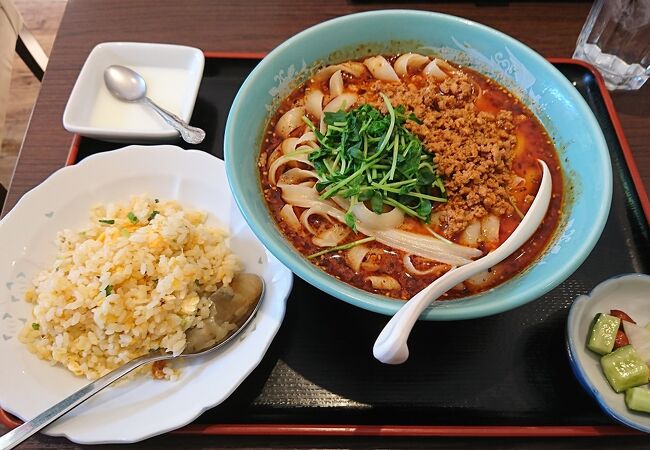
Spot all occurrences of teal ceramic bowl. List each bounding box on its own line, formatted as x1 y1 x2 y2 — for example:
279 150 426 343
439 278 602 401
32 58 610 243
224 10 612 320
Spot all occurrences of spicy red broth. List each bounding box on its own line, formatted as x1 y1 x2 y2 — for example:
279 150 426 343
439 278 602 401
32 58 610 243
258 54 562 300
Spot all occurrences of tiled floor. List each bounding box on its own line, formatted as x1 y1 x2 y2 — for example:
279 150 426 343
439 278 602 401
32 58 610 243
0 0 67 189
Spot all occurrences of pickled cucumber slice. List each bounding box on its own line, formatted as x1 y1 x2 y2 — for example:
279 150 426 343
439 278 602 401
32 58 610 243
601 345 649 393
587 313 620 355
625 387 650 413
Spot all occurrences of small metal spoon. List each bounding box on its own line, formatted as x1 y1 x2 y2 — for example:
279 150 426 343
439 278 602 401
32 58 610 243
103 65 206 144
373 160 553 365
0 274 264 450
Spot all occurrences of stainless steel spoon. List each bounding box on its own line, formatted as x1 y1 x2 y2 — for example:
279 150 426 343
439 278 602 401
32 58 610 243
0 274 264 450
103 65 206 144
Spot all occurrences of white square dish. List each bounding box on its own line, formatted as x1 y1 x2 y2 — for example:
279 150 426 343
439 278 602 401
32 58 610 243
63 42 204 142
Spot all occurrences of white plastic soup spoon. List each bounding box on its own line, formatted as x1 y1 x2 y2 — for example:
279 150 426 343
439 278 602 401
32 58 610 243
373 159 552 365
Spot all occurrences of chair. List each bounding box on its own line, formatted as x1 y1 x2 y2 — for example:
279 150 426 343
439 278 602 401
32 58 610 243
0 0 48 208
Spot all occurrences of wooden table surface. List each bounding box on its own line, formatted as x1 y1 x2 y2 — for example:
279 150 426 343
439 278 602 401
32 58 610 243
2 1 649 448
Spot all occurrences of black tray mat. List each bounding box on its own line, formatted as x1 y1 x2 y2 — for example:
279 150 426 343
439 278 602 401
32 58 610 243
73 59 650 427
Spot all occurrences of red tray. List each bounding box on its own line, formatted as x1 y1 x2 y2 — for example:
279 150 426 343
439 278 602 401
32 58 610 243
2 55 648 438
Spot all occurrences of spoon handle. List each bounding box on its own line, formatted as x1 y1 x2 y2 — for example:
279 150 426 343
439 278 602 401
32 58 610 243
372 258 494 364
0 352 167 450
143 97 206 145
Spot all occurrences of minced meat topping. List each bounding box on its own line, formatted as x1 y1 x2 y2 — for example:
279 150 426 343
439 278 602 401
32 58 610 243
366 71 517 235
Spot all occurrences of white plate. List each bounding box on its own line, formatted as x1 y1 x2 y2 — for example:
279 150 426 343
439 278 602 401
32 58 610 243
566 273 650 433
63 42 204 142
0 145 292 444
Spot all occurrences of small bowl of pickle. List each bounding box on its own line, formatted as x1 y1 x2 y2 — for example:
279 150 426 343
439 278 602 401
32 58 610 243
567 273 650 433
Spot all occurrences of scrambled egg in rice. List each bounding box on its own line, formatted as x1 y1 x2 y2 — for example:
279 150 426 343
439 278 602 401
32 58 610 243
19 195 241 380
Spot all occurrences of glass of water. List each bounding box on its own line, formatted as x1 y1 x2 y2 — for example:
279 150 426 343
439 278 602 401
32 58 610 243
573 0 650 90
